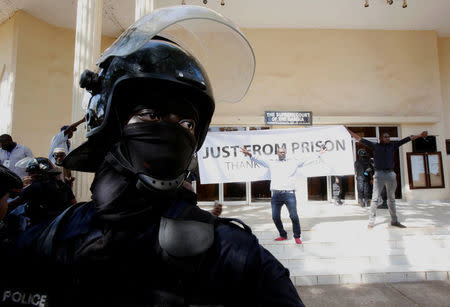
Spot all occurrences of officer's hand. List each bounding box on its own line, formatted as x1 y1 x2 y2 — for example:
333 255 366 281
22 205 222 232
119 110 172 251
211 201 223 217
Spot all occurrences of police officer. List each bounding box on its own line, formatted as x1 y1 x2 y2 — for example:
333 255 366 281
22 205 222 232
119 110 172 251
7 157 76 226
0 166 23 235
354 148 372 207
1 7 304 307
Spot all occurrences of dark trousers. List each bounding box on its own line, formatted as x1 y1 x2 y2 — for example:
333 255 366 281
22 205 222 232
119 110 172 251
271 191 301 238
356 176 371 204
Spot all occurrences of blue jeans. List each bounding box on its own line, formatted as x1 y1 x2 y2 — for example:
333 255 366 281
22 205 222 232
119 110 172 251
369 170 398 224
271 191 301 238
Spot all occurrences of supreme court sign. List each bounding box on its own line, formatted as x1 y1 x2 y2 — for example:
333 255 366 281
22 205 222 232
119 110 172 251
265 111 312 125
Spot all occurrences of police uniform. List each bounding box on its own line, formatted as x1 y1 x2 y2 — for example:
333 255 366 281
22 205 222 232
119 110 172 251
2 154 303 306
0 6 303 307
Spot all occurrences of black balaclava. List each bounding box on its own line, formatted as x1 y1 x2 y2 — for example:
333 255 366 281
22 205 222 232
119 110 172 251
123 121 196 180
120 99 199 183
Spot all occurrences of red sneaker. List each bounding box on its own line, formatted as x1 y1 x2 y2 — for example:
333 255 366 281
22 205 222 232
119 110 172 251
294 238 302 245
274 236 287 241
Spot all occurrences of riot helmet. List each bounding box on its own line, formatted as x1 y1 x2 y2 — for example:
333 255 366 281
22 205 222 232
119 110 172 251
357 149 367 157
15 157 61 181
64 6 255 192
0 165 23 198
83 38 214 150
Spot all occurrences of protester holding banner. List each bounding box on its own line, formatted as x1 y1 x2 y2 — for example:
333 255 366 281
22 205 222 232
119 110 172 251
346 127 427 229
241 146 325 245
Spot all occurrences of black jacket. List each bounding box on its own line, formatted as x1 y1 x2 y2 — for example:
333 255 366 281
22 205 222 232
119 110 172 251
0 160 303 307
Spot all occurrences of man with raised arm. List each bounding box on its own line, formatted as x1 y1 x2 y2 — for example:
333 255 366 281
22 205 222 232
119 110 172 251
346 127 427 229
241 146 325 244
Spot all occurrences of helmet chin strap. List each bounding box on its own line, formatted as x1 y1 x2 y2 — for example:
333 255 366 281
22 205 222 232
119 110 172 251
105 144 193 194
136 172 188 192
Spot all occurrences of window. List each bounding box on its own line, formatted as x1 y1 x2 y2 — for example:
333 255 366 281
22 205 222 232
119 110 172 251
446 140 450 155
347 127 376 138
308 177 327 200
379 126 398 138
406 152 445 189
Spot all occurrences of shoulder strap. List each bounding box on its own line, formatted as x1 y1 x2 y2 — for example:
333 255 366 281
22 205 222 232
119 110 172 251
35 202 87 258
216 217 252 233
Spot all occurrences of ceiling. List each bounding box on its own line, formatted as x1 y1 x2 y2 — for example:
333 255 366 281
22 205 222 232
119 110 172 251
1 0 450 38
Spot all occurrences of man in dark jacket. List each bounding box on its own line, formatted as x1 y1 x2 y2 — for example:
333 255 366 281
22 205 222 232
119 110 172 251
354 149 372 207
0 7 304 307
0 166 23 222
7 157 76 226
332 176 343 205
346 128 427 229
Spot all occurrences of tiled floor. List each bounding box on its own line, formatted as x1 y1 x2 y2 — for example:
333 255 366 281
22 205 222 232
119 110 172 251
201 200 450 285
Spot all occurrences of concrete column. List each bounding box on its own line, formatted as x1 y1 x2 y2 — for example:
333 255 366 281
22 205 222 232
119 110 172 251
71 0 103 201
135 0 154 21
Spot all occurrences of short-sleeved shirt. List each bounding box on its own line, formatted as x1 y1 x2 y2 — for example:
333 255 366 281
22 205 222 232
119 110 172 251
49 131 70 164
360 137 411 170
0 144 33 178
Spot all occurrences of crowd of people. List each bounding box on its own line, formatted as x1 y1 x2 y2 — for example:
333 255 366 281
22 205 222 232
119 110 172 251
0 119 85 235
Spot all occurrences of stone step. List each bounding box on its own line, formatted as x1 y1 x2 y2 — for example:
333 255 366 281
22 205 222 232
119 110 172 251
292 269 450 286
256 232 450 244
279 254 450 271
199 201 450 285
264 243 450 259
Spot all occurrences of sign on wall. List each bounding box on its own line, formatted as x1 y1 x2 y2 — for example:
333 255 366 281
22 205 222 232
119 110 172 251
264 111 312 125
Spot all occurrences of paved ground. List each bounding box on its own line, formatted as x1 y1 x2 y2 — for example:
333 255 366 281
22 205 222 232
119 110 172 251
296 281 450 307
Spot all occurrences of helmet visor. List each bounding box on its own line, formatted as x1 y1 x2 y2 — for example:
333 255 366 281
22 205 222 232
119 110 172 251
98 5 255 103
15 157 35 170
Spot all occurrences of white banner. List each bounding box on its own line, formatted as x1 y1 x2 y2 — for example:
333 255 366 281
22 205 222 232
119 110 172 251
198 125 355 184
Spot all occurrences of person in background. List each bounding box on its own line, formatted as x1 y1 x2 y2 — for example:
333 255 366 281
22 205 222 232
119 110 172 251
0 134 33 179
0 165 24 245
7 157 76 227
48 118 86 164
332 176 343 206
0 165 23 222
346 127 428 229
378 186 388 209
354 148 372 207
52 147 75 188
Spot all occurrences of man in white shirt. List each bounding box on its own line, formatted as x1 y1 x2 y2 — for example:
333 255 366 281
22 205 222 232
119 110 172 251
0 134 33 179
241 146 325 245
48 118 85 164
52 147 75 188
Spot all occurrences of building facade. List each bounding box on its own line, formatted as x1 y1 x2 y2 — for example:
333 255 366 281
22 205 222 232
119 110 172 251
0 9 449 203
